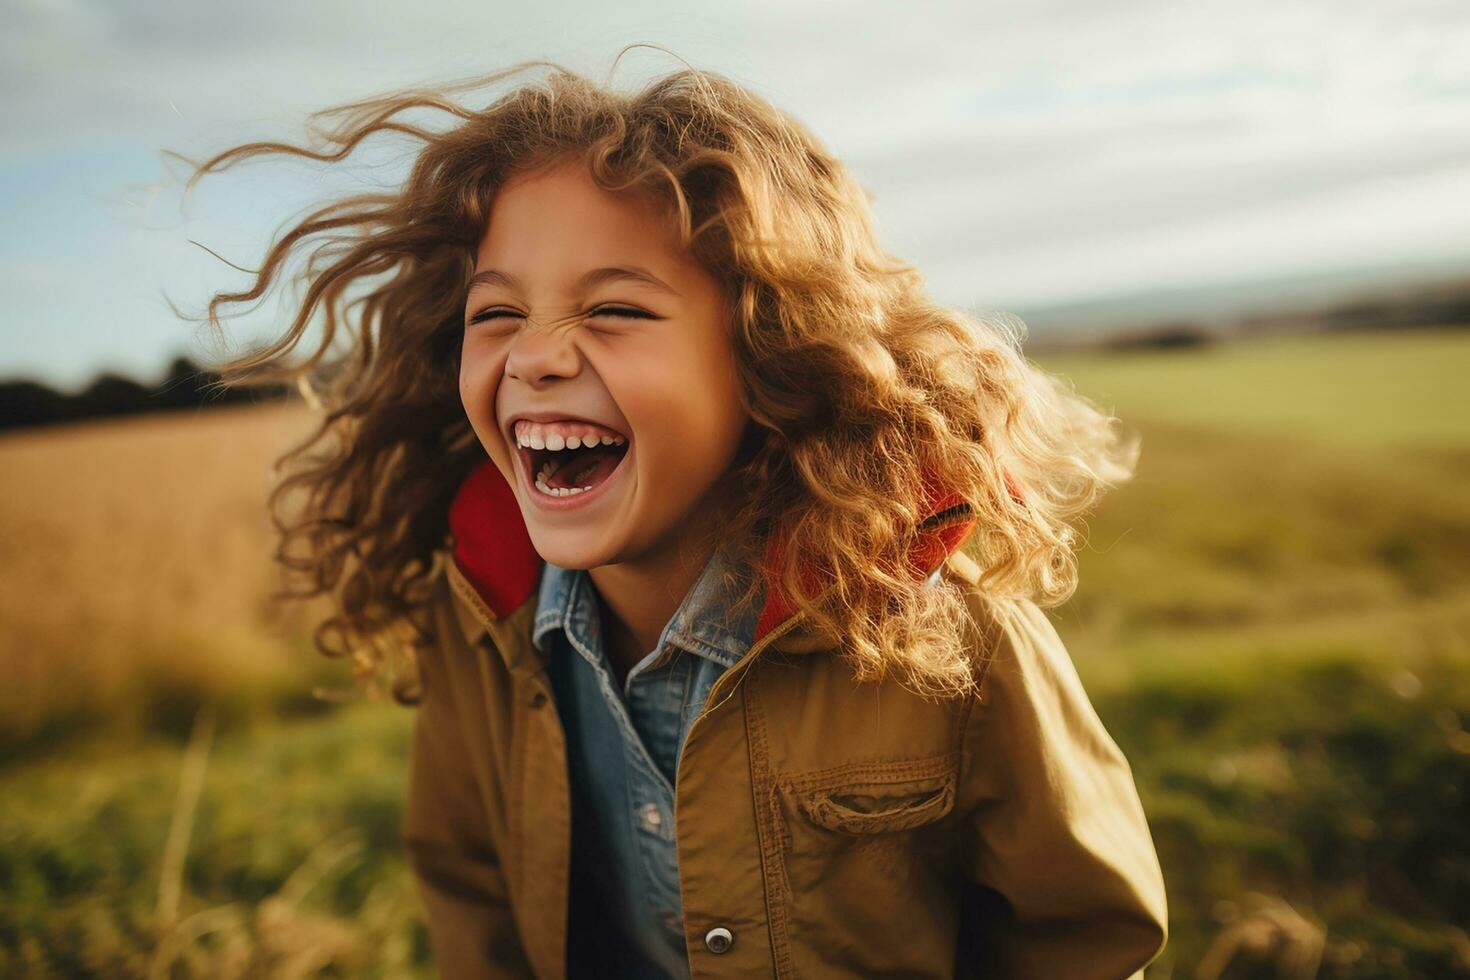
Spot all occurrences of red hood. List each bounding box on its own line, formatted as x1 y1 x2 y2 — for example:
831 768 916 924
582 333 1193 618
448 458 1021 644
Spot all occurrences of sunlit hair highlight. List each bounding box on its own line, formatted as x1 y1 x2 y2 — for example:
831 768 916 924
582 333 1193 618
171 46 1140 705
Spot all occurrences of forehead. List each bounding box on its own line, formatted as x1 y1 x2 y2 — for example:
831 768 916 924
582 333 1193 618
474 159 687 277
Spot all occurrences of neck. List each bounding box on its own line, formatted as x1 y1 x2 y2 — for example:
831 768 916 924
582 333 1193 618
588 494 727 685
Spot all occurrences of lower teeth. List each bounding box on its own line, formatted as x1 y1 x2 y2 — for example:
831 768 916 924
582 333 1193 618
535 460 596 497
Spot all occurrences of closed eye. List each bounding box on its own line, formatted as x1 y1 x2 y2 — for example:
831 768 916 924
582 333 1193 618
466 305 655 325
466 308 527 326
589 306 655 320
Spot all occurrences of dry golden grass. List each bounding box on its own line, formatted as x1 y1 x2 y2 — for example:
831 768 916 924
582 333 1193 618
0 401 331 748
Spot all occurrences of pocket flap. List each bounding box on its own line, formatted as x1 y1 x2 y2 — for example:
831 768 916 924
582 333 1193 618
795 768 957 835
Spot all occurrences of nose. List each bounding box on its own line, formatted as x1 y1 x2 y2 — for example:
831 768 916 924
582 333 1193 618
503 317 582 386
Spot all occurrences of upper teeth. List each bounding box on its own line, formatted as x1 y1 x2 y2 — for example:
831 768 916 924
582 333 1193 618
514 419 627 451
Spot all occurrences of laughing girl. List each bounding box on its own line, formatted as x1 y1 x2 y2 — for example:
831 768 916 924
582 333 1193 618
184 51 1168 979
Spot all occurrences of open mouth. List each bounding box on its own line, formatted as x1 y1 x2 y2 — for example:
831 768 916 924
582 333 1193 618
517 436 631 497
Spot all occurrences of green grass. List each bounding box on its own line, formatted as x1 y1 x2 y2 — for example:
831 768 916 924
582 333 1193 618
0 700 425 978
1031 328 1470 978
2 327 1468 977
1035 326 1470 456
1092 643 1470 978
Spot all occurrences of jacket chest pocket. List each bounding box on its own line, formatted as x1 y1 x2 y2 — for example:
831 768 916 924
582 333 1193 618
796 774 956 835
777 752 959 841
768 754 962 973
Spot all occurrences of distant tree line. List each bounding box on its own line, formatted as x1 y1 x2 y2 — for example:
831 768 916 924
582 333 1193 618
1238 278 1470 338
1099 322 1218 351
1317 291 1470 331
0 357 292 435
1100 277 1470 353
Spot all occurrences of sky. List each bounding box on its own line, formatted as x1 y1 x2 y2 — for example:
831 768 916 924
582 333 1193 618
4 0 1470 392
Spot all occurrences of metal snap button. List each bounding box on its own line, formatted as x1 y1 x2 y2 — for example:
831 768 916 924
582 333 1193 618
703 926 733 954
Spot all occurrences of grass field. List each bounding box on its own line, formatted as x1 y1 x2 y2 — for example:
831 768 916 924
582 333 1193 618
2 327 1467 978
1044 329 1470 978
1038 326 1470 458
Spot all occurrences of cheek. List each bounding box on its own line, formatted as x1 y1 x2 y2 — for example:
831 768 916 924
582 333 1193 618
459 342 509 444
619 360 744 471
685 343 749 451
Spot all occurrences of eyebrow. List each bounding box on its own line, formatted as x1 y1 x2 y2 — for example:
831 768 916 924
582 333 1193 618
465 264 680 298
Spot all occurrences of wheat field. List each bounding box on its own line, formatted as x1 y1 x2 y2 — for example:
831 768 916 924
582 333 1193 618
0 401 335 752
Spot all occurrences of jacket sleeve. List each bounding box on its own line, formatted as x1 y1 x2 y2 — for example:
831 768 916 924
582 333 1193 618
401 630 535 979
954 596 1169 980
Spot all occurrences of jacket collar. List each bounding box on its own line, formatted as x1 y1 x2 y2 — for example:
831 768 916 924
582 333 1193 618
443 457 1007 657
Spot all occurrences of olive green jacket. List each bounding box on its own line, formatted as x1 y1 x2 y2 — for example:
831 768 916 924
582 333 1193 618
401 461 1168 979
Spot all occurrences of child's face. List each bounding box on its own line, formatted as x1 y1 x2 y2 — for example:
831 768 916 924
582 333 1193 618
461 157 750 571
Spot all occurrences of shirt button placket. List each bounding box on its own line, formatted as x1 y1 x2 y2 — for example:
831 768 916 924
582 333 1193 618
637 801 663 835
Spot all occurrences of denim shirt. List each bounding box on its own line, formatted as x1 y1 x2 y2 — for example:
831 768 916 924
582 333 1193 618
535 549 763 979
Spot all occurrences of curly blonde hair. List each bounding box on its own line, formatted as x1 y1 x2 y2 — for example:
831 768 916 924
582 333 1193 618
172 47 1139 704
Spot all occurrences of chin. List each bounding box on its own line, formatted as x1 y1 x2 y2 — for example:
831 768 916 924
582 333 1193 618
523 525 621 571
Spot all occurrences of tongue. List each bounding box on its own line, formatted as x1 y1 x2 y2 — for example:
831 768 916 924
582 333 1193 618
547 443 625 490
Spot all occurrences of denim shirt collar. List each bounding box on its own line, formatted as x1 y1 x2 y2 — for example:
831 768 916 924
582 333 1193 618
532 547 762 670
